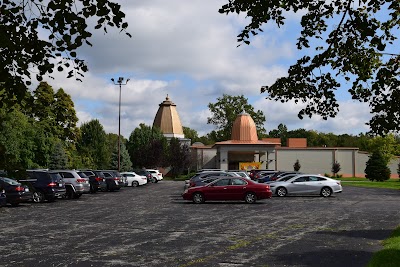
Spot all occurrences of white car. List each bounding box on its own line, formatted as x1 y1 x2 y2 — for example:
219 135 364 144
146 169 163 183
120 172 148 187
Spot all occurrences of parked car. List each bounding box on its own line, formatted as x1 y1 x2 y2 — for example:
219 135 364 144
269 174 343 197
99 170 123 190
254 170 281 180
263 173 300 184
182 177 272 204
120 172 148 187
24 170 66 203
50 170 90 199
0 177 33 206
227 171 251 179
185 171 237 189
0 189 7 207
146 169 163 183
134 170 153 183
249 169 276 180
79 170 107 193
269 171 302 181
185 176 222 190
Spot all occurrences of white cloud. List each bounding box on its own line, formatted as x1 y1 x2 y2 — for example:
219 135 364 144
254 98 371 135
26 0 372 138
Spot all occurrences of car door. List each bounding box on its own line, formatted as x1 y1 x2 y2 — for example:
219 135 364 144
226 178 248 200
204 178 231 200
287 176 310 194
305 176 326 194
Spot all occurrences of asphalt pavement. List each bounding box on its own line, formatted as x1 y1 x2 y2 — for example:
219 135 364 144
1 181 399 267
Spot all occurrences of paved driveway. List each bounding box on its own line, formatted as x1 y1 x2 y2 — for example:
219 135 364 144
1 181 399 267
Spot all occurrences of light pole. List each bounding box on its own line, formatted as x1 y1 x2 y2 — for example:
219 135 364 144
111 77 130 172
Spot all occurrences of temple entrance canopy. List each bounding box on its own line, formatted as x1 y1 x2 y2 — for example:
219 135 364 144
213 112 279 170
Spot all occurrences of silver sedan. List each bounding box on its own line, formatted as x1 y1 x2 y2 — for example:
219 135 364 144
269 174 343 197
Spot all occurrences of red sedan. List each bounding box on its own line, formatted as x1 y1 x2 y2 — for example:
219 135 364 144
182 177 272 204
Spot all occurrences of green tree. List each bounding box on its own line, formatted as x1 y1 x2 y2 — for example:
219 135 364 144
332 162 341 176
365 151 391 182
53 88 79 142
49 141 68 169
166 138 191 177
77 119 108 169
183 126 199 144
269 123 288 146
110 141 132 172
219 0 400 135
1 0 130 102
127 124 167 168
365 134 399 164
293 159 301 171
31 82 56 134
207 94 266 141
31 82 79 142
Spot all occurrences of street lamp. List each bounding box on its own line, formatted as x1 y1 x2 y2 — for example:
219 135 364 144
111 77 130 172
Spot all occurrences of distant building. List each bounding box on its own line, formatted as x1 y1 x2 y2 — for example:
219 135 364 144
190 112 400 178
153 95 191 146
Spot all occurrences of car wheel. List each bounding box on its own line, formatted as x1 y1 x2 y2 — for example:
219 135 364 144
131 181 139 187
245 192 257 204
90 184 97 193
32 191 45 203
65 187 74 199
153 178 158 183
276 187 287 197
321 187 332 197
192 192 204 204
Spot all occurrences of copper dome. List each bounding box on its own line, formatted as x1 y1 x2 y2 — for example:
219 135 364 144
231 112 258 141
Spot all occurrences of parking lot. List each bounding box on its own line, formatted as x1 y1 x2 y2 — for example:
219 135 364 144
1 181 400 267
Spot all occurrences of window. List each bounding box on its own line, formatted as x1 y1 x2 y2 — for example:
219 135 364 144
308 176 320 182
60 172 74 178
213 179 230 186
231 178 246 185
294 176 308 182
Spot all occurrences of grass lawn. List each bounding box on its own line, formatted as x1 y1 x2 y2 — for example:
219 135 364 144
337 177 400 190
368 226 400 267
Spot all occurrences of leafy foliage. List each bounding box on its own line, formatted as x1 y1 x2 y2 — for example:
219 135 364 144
127 124 167 168
0 0 131 98
110 140 132 172
183 126 199 144
76 119 108 169
49 141 68 169
269 123 288 146
364 134 400 164
365 151 391 181
293 159 301 171
207 94 266 141
219 0 400 135
331 162 341 175
31 82 78 142
166 138 192 176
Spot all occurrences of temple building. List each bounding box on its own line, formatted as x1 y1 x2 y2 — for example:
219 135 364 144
153 95 191 145
191 113 400 177
152 97 400 177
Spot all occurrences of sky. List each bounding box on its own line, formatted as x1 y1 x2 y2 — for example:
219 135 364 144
33 0 372 138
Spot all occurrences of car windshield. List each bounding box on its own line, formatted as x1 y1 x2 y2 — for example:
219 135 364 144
49 173 63 181
77 172 88 178
1 177 20 185
277 176 295 182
